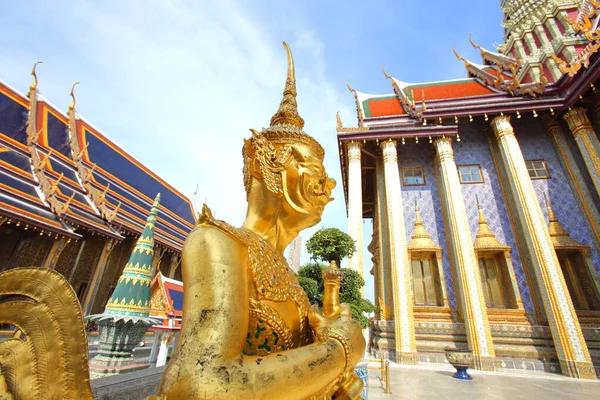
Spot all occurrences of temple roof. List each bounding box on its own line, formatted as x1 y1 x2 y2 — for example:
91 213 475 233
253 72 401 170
0 75 196 251
149 272 183 331
0 84 77 237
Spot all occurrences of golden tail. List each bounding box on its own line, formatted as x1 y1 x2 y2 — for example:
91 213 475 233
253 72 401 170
0 268 93 399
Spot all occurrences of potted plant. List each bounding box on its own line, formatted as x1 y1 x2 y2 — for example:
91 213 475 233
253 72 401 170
444 347 474 380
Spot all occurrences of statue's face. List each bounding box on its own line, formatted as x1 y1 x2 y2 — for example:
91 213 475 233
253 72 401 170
281 143 335 227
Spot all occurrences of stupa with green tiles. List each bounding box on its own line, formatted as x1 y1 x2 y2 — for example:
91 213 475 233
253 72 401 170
88 193 161 377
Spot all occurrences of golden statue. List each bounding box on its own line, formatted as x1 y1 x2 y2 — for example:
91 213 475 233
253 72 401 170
156 42 365 399
0 42 364 399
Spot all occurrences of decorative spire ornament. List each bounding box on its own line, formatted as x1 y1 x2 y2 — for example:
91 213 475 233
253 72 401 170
270 42 304 129
473 197 509 251
87 194 161 377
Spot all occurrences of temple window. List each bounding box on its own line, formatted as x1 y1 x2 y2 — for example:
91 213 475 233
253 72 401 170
402 167 425 186
478 255 508 308
546 200 600 314
472 202 525 316
457 165 483 183
525 160 550 179
407 204 450 316
411 256 441 306
557 252 593 310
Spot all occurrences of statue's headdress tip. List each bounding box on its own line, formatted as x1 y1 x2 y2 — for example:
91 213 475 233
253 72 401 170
269 41 304 130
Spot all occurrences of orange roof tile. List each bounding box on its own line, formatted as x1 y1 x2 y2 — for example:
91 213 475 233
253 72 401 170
410 80 495 101
364 97 404 117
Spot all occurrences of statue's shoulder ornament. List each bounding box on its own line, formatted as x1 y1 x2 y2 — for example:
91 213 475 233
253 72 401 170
195 204 249 246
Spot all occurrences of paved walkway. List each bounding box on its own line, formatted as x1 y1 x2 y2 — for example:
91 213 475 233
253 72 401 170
366 362 600 399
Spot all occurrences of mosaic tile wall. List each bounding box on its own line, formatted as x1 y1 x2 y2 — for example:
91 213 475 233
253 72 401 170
396 141 456 308
391 117 600 314
560 119 600 224
514 117 600 277
453 122 533 312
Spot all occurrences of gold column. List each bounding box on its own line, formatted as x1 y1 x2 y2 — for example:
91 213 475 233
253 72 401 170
546 122 600 248
490 115 595 379
563 108 600 199
368 208 381 319
152 246 166 276
375 157 393 321
433 137 495 371
81 239 118 316
40 237 68 269
167 254 182 279
347 142 363 277
380 139 417 364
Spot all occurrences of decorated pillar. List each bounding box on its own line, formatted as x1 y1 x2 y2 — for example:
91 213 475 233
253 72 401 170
81 239 118 316
563 108 600 199
546 122 600 248
167 254 181 279
433 137 495 371
87 194 161 377
375 158 393 320
490 115 594 379
156 332 174 367
40 237 68 269
380 139 416 364
346 141 363 276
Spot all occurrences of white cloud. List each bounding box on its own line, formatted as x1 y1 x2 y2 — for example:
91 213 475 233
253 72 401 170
0 0 375 299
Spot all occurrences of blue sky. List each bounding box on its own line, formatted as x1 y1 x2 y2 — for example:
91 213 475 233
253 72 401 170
0 1 503 301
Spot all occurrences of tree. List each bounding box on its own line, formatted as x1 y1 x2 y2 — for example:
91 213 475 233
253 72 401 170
305 228 356 267
298 262 326 305
337 268 375 328
297 276 319 305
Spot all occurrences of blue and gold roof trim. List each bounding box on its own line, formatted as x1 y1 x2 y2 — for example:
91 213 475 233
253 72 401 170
0 64 196 251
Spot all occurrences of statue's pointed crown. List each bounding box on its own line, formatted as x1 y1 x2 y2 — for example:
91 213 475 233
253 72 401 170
245 42 324 159
270 42 305 129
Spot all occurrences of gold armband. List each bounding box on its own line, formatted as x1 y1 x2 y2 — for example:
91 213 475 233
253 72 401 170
316 326 353 375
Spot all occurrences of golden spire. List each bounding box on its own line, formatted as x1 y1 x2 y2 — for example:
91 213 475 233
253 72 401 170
269 42 304 129
474 197 508 250
408 201 440 251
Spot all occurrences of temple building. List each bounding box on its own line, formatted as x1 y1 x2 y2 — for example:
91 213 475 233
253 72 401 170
0 64 195 317
338 0 600 379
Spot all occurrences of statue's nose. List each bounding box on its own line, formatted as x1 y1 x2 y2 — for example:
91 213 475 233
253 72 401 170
326 177 336 191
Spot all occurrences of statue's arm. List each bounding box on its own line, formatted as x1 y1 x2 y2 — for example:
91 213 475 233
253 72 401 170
160 225 355 399
171 225 251 361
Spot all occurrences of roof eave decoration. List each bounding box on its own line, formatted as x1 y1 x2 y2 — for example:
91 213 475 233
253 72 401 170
382 65 427 120
469 34 520 71
346 81 365 128
552 3 600 77
459 37 547 97
67 83 122 223
453 47 503 89
26 61 74 218
335 112 370 134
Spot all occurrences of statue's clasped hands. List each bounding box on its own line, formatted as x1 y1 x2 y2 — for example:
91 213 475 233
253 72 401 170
308 303 365 400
